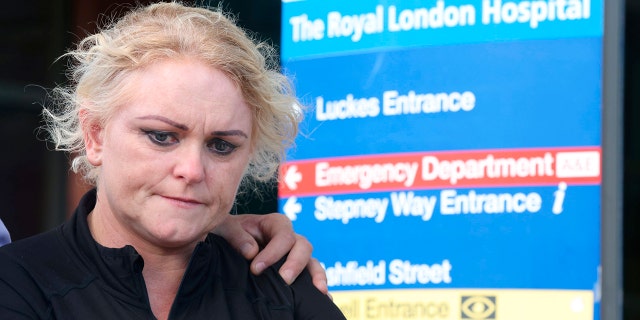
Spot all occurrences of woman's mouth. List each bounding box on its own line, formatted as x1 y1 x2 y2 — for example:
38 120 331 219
161 195 204 208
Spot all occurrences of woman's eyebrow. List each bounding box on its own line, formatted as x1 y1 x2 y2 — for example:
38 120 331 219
136 115 248 138
136 115 189 131
213 130 248 139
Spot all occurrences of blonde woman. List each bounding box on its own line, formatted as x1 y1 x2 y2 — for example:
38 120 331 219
0 2 344 319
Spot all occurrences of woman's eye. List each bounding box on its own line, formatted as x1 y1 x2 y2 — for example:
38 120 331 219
208 138 237 155
144 130 178 146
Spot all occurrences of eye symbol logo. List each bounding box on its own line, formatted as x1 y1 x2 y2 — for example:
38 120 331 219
461 295 496 319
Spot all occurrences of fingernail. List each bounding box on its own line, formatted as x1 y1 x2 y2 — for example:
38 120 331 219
281 269 294 284
241 243 253 256
254 262 265 274
320 280 328 291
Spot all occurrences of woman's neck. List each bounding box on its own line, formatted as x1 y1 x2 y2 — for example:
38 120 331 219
143 259 188 320
87 204 194 320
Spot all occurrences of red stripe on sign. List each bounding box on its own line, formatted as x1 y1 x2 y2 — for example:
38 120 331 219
278 146 601 197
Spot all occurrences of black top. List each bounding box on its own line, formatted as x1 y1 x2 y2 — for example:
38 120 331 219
0 189 345 320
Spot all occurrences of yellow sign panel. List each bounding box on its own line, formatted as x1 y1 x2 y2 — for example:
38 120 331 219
332 288 593 320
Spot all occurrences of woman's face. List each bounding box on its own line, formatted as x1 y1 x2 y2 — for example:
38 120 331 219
85 58 252 249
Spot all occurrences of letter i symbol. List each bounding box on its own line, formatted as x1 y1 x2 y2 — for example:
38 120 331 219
552 182 567 215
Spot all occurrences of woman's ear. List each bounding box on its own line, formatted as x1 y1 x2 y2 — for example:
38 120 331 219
80 109 104 166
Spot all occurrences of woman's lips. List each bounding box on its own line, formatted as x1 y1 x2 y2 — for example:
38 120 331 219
161 195 204 207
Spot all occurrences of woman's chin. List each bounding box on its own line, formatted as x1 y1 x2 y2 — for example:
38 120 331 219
145 226 206 249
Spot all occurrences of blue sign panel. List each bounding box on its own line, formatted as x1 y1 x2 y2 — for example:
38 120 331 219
279 1 603 319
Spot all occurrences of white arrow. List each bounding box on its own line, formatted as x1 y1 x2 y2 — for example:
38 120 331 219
283 196 302 221
284 165 302 190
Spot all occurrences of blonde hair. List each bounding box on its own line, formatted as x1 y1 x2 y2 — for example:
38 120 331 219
44 1 301 185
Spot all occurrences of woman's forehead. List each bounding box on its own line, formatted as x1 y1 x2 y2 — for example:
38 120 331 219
111 59 252 129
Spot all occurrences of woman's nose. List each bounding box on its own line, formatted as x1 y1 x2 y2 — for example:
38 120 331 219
173 145 206 183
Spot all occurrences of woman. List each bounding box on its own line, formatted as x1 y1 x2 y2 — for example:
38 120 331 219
0 2 345 319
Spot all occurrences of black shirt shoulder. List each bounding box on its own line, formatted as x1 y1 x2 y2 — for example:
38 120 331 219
203 233 346 320
0 226 94 319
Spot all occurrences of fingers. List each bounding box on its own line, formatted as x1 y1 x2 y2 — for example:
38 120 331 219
249 215 298 275
217 213 322 291
266 234 312 284
306 257 329 296
212 215 259 260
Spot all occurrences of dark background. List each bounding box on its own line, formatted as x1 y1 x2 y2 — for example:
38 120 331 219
0 0 637 318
